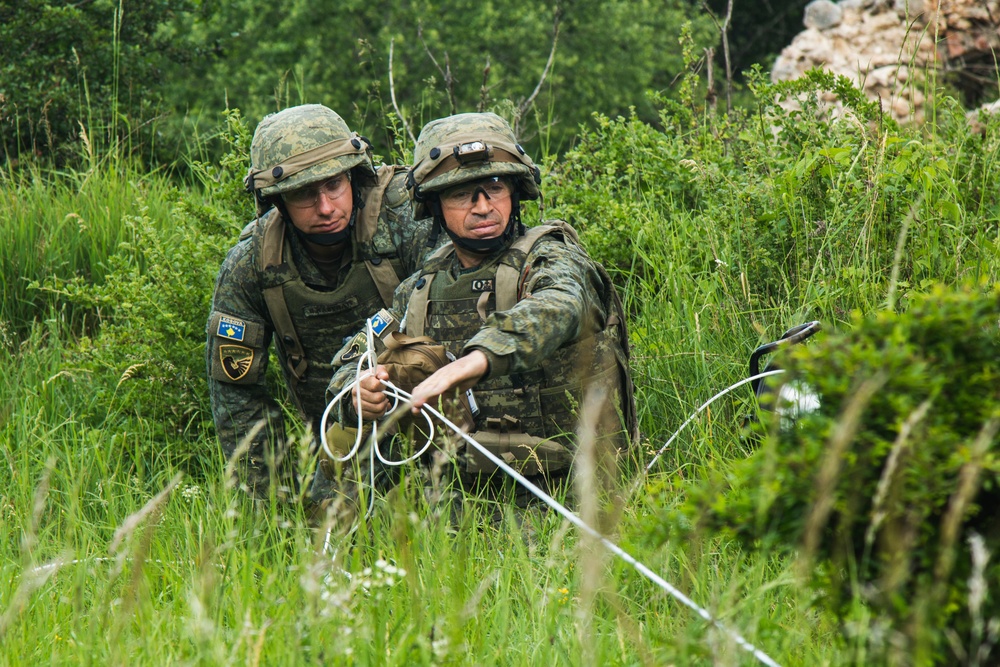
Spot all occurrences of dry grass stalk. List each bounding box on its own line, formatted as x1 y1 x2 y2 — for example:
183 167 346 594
223 418 266 490
866 397 933 548
934 418 1000 586
110 473 182 555
800 372 887 571
574 385 606 665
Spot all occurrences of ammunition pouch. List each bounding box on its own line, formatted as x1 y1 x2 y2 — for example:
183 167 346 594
377 332 475 436
462 415 572 476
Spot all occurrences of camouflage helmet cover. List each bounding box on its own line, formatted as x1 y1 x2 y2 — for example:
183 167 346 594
244 104 376 197
410 112 541 210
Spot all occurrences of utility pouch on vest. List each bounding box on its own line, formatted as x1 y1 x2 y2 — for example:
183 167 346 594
463 415 572 476
376 332 476 435
322 421 371 459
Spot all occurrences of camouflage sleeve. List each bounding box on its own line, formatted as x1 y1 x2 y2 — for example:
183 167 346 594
463 236 609 379
375 168 439 275
206 239 288 495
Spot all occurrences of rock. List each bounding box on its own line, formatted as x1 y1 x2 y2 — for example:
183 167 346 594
893 0 925 19
773 0 1000 125
804 1 844 30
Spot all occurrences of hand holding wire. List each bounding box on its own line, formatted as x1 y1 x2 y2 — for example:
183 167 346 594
353 365 391 420
409 350 488 413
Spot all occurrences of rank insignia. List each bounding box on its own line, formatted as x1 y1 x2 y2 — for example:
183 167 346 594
220 345 254 381
217 316 246 342
471 279 494 293
369 309 395 336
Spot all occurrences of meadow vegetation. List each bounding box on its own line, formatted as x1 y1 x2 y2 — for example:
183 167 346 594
3 28 1000 667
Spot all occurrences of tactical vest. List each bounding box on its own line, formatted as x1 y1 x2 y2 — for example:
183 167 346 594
405 221 639 450
252 166 408 419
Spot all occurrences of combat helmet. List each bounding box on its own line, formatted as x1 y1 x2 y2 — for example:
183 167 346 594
244 104 375 202
409 112 542 250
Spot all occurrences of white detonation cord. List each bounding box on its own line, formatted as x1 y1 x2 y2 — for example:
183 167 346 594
640 370 785 476
318 321 783 667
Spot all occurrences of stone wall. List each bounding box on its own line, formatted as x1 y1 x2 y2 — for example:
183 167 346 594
772 0 1000 123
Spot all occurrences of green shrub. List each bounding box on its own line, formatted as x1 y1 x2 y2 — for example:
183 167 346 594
673 283 1000 665
24 114 252 469
0 0 194 164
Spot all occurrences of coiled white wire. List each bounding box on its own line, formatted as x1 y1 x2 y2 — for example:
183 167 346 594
317 319 783 667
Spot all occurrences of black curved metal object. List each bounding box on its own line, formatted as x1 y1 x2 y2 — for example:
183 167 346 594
748 320 822 396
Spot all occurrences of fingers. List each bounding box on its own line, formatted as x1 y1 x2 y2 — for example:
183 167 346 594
410 351 488 413
351 367 391 420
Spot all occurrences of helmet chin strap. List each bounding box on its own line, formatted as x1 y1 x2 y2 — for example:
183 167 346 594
298 225 352 246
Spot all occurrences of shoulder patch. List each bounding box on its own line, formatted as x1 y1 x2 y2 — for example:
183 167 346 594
219 345 254 381
216 315 247 342
337 331 366 365
369 308 396 336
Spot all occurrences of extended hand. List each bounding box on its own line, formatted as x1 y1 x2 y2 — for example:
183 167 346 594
352 365 391 420
409 350 488 413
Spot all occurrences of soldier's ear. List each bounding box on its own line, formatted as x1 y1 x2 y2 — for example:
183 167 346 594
255 192 275 217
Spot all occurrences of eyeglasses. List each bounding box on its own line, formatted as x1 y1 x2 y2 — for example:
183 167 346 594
283 174 351 209
439 177 512 210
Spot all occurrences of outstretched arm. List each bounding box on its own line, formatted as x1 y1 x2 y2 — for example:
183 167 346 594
409 350 488 412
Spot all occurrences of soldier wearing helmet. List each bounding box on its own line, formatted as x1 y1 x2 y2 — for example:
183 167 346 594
206 104 434 501
329 112 637 509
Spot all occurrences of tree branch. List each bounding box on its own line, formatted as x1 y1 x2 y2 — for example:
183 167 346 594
418 22 458 115
701 0 735 114
388 38 416 145
514 7 561 136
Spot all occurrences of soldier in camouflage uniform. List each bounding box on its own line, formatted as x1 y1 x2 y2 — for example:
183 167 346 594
329 112 637 509
206 104 433 502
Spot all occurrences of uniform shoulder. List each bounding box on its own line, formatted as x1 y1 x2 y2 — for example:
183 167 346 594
219 233 257 275
377 165 413 211
521 221 582 254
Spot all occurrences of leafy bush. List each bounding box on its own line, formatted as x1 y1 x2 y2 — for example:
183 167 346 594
26 114 252 468
0 0 194 164
673 283 1000 664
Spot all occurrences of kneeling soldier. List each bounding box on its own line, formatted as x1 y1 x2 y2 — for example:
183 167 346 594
207 104 433 504
330 112 637 510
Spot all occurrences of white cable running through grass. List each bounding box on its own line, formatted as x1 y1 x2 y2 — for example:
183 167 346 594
643 370 786 475
318 320 783 667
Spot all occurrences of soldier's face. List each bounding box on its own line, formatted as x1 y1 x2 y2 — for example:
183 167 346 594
439 177 513 241
282 174 354 236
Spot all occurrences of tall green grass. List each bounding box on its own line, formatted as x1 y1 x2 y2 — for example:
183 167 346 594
3 73 1000 664
0 158 180 336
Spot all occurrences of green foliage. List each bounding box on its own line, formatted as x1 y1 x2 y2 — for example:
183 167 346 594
547 68 1000 320
32 197 232 459
675 284 1000 664
20 120 251 465
0 0 194 164
702 0 810 83
156 0 715 158
0 158 180 335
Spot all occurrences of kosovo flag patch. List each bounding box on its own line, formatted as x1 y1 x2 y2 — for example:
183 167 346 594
217 315 246 342
220 344 254 381
369 308 395 336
